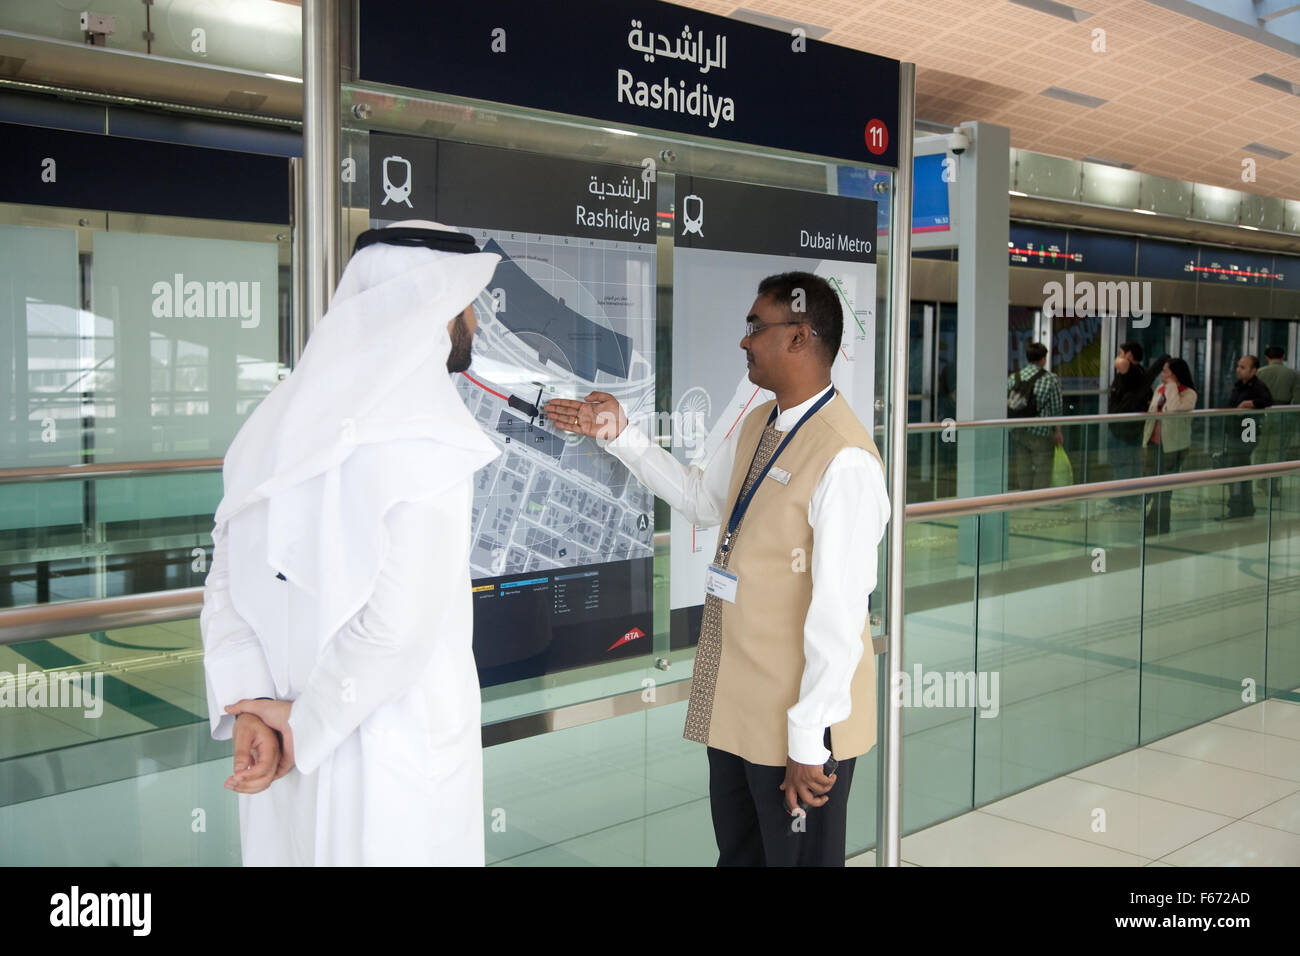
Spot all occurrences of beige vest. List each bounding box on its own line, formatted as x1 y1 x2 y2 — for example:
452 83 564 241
704 392 883 766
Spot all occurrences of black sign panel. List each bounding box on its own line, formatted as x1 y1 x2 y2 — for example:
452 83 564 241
1275 255 1299 291
1195 247 1275 287
1066 231 1137 276
1137 238 1198 282
1009 223 1073 270
0 122 290 223
473 558 653 687
359 0 901 167
674 176 876 262
369 134 657 244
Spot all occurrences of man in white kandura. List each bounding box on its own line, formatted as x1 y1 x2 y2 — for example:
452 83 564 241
199 220 501 865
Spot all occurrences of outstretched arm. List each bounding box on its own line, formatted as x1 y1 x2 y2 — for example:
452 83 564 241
545 391 736 528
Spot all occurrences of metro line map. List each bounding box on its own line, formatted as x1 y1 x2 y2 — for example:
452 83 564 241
451 227 657 579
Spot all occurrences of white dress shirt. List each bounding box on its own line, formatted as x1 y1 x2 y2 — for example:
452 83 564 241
606 383 891 766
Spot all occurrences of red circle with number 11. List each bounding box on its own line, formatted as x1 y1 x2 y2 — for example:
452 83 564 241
864 119 889 155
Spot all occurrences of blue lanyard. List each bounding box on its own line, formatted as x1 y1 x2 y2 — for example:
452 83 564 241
720 387 835 554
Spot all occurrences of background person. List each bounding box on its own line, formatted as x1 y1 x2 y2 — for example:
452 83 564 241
1141 357 1197 535
1221 354 1273 519
1107 341 1151 509
1256 346 1298 470
1007 341 1063 491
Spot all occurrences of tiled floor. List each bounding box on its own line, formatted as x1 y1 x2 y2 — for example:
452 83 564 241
858 697 1300 866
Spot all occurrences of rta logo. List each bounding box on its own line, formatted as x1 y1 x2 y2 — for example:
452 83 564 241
606 626 646 652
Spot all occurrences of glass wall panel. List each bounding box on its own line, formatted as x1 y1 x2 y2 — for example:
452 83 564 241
1208 318 1248 411
974 496 1143 803
1182 315 1208 398
1266 474 1300 700
1140 478 1270 742
1120 313 1174 372
901 517 977 833
0 207 291 610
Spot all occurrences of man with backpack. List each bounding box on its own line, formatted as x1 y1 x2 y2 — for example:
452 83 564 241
1007 342 1063 490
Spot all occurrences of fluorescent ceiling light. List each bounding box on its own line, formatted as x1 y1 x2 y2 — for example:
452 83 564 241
1243 142 1291 160
1040 86 1108 108
1131 208 1157 215
1083 155 1134 169
265 73 302 83
729 7 831 38
1250 73 1300 96
915 118 953 135
600 127 637 136
1239 224 1260 230
1009 0 1093 22
1009 190 1028 197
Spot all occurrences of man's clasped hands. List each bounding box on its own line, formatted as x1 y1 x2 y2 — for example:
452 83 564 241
224 699 296 794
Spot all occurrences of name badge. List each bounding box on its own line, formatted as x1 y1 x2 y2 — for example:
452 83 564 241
705 563 739 603
768 466 792 485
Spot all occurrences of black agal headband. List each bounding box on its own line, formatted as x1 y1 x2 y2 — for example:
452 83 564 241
351 227 480 256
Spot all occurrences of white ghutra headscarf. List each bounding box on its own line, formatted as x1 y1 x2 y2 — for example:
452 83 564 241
213 221 501 690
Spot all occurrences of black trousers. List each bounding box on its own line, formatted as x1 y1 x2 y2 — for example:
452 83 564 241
1222 448 1256 515
1146 447 1185 534
707 731 856 867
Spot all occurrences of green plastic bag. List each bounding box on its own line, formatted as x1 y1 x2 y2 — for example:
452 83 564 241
1051 446 1074 487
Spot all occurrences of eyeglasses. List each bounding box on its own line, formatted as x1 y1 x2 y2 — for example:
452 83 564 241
744 319 819 338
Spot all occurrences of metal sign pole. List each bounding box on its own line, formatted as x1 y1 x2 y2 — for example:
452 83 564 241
879 60 915 867
303 0 340 339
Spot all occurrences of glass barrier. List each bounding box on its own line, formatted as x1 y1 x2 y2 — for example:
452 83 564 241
0 0 301 79
897 473 1298 845
5 470 1296 864
0 204 291 612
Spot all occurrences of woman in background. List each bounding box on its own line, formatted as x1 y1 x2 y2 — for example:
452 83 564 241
1141 357 1197 535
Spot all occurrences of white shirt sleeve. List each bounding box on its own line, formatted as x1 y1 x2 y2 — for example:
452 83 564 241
288 492 463 775
604 418 738 529
200 522 277 741
786 450 891 766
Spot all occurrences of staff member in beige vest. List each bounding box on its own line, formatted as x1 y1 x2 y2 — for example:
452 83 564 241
544 272 889 866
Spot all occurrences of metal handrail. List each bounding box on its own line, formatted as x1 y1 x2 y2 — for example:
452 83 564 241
0 587 203 645
0 458 223 485
906 458 1300 520
906 403 1300 432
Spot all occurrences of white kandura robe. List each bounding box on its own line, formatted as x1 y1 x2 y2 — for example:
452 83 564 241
202 480 483 865
199 227 501 866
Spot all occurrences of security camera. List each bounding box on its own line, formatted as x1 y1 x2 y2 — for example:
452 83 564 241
80 11 115 46
948 129 970 155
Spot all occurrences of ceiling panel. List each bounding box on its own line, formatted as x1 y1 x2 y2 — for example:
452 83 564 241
672 0 1300 199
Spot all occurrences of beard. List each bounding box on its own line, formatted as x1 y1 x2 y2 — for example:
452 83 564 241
445 312 474 374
